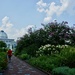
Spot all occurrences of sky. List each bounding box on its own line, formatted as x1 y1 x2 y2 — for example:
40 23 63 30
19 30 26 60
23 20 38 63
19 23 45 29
0 0 75 40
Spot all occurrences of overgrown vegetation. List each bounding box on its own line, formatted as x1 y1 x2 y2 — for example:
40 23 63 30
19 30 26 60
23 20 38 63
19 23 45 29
0 41 8 72
15 21 75 75
0 52 7 71
29 46 75 72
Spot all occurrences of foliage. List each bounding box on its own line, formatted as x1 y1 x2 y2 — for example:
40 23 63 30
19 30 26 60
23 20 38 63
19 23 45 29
22 44 38 57
15 21 75 57
52 67 75 75
15 21 75 73
19 53 30 60
29 46 75 73
60 46 75 68
0 52 7 71
29 55 61 72
36 44 68 56
0 41 7 52
41 21 74 45
0 41 8 71
69 68 75 75
0 48 8 52
0 41 7 48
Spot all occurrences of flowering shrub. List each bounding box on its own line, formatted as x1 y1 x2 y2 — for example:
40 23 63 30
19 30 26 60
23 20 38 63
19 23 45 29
29 46 75 74
16 21 75 57
36 44 68 56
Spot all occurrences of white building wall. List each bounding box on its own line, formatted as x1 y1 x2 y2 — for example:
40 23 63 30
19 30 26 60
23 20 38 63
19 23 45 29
0 30 17 51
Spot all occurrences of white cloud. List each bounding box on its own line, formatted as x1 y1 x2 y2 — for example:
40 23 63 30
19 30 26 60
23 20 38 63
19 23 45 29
37 0 47 7
44 16 52 23
37 8 45 12
2 16 9 25
66 0 75 15
36 0 47 12
37 0 75 23
2 16 13 27
0 16 35 41
0 16 13 33
57 0 69 15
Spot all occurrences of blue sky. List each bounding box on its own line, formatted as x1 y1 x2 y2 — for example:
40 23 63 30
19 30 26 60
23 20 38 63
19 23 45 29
0 0 75 40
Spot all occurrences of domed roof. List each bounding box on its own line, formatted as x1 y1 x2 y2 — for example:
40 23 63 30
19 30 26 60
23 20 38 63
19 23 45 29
0 30 8 39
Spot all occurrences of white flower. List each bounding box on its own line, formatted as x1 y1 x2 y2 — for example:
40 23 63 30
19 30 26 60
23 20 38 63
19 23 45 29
53 48 55 50
65 45 68 48
56 45 59 48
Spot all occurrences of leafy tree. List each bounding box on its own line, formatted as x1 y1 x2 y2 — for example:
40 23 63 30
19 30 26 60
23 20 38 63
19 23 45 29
0 41 7 52
15 21 75 56
0 41 7 48
42 21 75 45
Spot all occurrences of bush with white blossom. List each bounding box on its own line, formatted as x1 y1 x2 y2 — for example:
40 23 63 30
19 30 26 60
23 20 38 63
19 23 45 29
36 44 68 56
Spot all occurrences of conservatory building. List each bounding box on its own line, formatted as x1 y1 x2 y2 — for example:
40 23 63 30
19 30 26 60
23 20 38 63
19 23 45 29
0 30 16 50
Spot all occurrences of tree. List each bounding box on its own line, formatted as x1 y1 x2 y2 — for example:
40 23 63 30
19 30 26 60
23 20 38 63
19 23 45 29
42 21 75 45
0 41 7 52
15 21 75 56
0 41 7 48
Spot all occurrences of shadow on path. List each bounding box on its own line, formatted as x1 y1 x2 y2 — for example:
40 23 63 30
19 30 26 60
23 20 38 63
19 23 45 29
4 55 48 75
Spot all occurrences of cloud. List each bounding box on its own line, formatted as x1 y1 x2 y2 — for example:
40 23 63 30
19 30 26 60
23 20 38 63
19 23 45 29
2 16 13 27
44 16 52 23
36 0 47 12
0 16 13 33
36 0 75 23
66 0 75 15
37 0 47 7
0 16 35 41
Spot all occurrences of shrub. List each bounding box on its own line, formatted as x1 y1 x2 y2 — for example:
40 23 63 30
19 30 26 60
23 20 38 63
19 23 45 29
0 48 8 52
21 44 39 57
20 53 30 60
37 44 68 56
60 46 75 68
0 52 7 71
29 55 60 72
52 67 70 75
52 67 75 75
28 46 75 74
69 68 75 75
